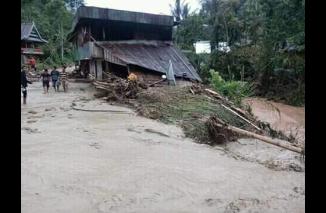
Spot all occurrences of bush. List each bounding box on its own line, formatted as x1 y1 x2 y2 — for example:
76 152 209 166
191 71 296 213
185 52 212 83
209 70 254 105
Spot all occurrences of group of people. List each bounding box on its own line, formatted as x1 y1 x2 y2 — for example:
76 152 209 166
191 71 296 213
21 65 69 105
41 66 68 94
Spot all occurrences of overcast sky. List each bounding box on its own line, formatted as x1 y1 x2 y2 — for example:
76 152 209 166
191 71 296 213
85 0 201 15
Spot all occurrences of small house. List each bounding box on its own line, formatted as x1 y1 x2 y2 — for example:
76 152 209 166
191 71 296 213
21 22 48 65
67 6 201 83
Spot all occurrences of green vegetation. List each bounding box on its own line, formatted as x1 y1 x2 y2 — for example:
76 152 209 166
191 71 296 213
172 0 305 106
21 0 84 67
136 86 251 143
209 70 254 106
22 0 305 105
132 86 292 144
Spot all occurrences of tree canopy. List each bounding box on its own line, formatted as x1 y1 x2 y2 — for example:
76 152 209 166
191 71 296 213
172 0 305 105
21 0 84 66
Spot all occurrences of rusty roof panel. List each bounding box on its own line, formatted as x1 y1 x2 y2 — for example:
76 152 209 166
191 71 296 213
100 41 201 82
71 6 174 33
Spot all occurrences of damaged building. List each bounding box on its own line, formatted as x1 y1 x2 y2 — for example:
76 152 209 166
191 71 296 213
67 6 201 83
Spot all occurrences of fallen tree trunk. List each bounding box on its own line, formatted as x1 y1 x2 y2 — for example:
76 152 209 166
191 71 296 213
204 88 224 99
207 116 303 154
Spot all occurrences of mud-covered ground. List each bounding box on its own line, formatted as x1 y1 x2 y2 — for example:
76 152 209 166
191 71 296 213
21 83 304 213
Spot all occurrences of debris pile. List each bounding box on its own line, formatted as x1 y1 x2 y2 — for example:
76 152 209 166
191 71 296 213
92 73 304 154
93 73 147 101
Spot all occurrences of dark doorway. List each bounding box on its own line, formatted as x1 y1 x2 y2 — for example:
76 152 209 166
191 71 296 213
109 63 128 78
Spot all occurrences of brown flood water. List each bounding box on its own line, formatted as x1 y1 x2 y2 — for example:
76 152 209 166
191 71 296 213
243 98 305 145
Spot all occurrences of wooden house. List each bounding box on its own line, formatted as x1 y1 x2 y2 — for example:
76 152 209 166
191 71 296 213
67 6 201 83
21 22 48 65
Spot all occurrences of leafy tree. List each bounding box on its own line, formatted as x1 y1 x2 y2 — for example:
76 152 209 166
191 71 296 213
170 0 182 22
175 0 305 105
181 2 190 19
170 0 192 21
174 14 210 49
22 0 74 66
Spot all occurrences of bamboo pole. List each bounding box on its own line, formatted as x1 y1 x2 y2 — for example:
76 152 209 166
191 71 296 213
220 103 261 131
204 88 250 118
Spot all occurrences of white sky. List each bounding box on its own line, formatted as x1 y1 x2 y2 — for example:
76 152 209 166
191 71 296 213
85 0 201 15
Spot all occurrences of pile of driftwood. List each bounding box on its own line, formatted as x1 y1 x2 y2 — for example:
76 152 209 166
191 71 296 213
190 84 304 154
92 73 148 101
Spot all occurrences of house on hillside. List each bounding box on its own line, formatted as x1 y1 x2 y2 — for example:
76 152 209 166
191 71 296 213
21 22 48 65
67 6 201 83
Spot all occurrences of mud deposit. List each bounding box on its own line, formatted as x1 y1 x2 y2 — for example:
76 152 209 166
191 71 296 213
21 83 304 213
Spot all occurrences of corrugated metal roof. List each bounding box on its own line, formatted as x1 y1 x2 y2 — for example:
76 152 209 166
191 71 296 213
99 41 201 82
21 22 48 43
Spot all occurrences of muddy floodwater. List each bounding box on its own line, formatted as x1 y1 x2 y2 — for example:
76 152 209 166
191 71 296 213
21 83 304 213
243 98 305 145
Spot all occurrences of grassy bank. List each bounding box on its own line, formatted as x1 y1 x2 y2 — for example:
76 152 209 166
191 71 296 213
134 86 252 143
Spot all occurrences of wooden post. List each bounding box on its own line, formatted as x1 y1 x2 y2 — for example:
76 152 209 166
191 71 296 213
89 59 96 76
96 60 103 80
104 61 108 72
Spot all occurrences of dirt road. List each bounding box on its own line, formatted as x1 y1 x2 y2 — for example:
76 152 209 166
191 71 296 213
21 83 304 213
